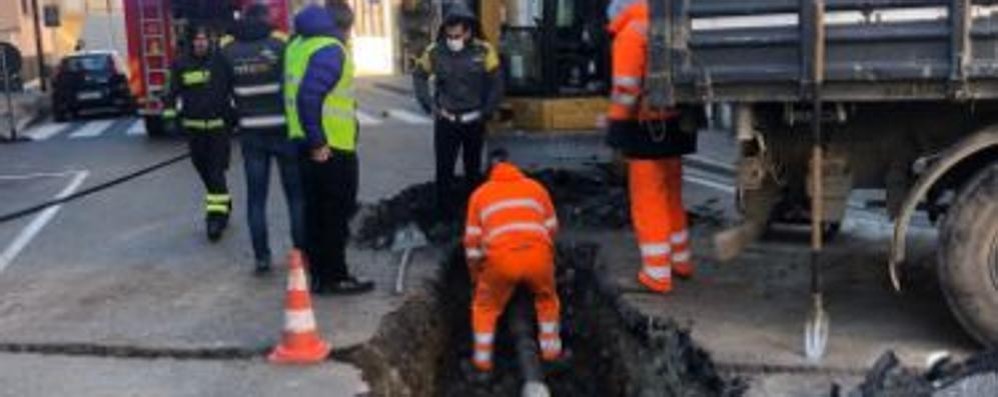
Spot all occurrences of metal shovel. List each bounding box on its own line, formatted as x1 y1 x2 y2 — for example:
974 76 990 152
390 223 428 295
803 0 830 362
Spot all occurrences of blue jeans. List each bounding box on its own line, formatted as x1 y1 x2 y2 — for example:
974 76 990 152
241 131 305 263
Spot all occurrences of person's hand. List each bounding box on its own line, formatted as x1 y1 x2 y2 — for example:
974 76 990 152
311 146 331 163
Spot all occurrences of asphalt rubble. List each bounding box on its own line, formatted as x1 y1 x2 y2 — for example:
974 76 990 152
846 350 998 397
354 166 722 250
345 167 744 396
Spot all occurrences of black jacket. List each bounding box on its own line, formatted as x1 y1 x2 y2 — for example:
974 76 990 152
165 50 235 124
412 3 503 116
606 105 703 158
220 19 287 134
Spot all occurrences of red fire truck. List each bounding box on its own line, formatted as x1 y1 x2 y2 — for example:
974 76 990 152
122 0 290 136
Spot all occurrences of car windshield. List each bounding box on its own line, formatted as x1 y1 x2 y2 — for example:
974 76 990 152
63 56 111 73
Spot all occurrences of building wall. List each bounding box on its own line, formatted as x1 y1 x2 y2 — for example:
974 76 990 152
0 0 58 85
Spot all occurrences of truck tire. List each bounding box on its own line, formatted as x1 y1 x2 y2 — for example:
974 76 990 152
938 163 998 346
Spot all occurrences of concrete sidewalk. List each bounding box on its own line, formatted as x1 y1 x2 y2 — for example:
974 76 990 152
0 89 49 142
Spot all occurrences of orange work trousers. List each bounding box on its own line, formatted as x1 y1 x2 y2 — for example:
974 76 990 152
471 243 560 371
629 157 692 293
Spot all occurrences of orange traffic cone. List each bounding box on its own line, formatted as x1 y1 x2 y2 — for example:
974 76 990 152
269 249 331 364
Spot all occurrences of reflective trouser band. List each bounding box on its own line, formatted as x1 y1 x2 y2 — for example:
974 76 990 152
539 336 562 354
206 204 229 214
162 109 177 119
640 243 671 258
183 119 225 130
473 332 494 368
206 194 231 203
642 265 671 280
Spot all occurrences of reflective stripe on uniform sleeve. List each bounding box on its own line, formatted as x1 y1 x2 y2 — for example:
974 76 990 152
640 243 671 258
234 83 281 97
466 226 483 238
466 248 484 260
240 115 287 129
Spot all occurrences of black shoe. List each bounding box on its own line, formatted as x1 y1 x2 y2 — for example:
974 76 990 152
206 218 224 242
253 260 272 277
543 348 573 375
459 360 493 384
325 276 375 295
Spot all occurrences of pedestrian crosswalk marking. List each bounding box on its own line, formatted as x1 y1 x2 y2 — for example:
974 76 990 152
356 110 383 126
69 120 116 139
386 109 432 125
25 123 70 141
125 120 146 136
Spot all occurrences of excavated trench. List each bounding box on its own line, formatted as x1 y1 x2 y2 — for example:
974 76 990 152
343 242 741 396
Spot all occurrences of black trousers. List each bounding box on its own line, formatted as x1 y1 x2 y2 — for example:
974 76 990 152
434 118 484 211
188 130 231 217
299 149 358 284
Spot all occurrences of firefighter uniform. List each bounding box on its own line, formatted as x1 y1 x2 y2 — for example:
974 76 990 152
463 162 561 372
165 39 236 241
606 0 697 293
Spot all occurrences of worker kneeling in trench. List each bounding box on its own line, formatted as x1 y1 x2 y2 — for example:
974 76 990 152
463 149 565 378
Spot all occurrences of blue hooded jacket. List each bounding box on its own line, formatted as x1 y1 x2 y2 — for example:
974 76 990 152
293 5 349 150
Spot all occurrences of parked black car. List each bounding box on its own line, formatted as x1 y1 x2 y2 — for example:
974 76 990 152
52 51 135 121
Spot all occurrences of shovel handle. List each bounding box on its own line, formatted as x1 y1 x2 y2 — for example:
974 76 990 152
394 248 412 295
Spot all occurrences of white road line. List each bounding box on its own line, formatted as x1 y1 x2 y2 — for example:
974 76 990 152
0 170 84 181
0 170 90 274
125 119 146 136
69 120 116 139
386 109 432 125
24 123 70 141
356 110 383 126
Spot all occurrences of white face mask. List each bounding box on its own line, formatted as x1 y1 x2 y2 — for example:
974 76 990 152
446 38 465 52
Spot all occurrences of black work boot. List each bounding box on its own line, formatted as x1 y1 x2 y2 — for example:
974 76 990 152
460 360 493 384
326 276 375 295
253 259 272 277
206 215 224 242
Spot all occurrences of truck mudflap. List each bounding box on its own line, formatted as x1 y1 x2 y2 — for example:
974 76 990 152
889 126 998 291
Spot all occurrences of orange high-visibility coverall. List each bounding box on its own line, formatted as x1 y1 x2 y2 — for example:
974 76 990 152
463 162 561 371
607 0 694 294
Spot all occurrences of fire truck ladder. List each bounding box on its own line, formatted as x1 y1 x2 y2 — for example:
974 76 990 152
138 0 169 108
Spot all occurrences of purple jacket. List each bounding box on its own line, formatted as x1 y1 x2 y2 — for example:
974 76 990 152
293 5 349 150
